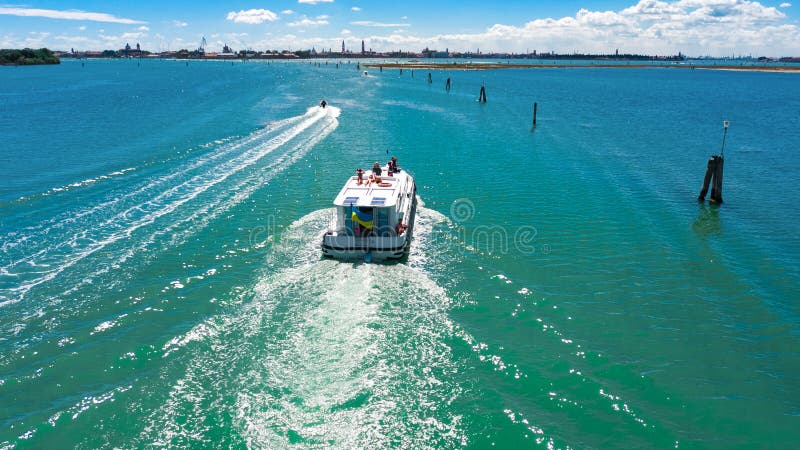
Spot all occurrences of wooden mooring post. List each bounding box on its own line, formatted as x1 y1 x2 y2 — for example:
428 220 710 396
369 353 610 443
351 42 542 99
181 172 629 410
532 102 538 128
698 121 729 204
478 84 487 103
445 77 451 93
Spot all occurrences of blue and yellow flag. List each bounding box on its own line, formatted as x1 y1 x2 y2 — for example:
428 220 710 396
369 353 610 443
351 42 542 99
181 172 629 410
351 207 373 228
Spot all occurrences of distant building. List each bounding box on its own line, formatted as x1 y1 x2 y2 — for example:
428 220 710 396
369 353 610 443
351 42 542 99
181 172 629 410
341 40 345 53
421 47 449 58
120 42 145 57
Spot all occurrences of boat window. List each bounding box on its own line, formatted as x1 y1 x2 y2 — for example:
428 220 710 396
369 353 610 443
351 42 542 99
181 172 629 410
344 196 359 205
371 197 386 206
375 208 391 236
343 206 356 236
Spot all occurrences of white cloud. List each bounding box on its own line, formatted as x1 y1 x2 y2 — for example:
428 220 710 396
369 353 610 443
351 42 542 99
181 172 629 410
0 6 144 24
288 16 329 27
401 16 408 20
138 26 149 31
369 0 796 56
780 2 791 7
351 21 410 27
56 35 93 44
317 15 329 20
78 26 86 31
172 20 188 27
4 0 799 57
352 7 361 12
226 9 278 24
282 9 295 15
121 32 144 40
298 0 334 4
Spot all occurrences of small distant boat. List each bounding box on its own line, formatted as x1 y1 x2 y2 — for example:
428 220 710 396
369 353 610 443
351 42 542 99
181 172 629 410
362 70 368 76
322 164 416 261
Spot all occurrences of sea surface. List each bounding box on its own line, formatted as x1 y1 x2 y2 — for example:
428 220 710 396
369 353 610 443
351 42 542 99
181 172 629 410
1 59 799 448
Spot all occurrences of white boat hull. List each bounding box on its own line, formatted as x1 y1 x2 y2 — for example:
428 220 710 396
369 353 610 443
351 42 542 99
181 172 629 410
321 235 410 261
321 163 416 262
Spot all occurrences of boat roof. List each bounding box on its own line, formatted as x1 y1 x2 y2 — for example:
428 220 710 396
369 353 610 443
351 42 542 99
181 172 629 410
333 165 412 208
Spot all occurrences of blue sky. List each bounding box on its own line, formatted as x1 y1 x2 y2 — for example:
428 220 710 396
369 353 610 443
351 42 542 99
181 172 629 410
1 1 799 56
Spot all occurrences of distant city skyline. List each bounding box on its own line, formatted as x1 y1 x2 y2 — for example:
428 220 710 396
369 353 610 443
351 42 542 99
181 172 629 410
1 0 799 57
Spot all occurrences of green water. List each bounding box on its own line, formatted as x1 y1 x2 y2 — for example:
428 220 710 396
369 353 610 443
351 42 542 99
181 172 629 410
1 59 799 448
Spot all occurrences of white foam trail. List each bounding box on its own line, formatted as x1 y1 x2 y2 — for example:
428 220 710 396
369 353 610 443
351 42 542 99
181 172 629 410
137 206 467 448
60 107 341 297
0 106 340 307
0 110 309 254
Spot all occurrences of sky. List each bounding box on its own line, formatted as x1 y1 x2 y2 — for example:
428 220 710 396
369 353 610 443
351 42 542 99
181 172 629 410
1 0 799 57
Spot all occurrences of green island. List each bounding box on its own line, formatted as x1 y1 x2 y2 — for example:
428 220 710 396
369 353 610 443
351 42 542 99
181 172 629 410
0 48 60 66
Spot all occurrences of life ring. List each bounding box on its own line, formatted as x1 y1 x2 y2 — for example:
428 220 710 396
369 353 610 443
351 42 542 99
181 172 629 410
378 182 392 187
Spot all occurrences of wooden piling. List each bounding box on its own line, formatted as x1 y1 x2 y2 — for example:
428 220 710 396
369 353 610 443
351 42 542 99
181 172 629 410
478 85 487 103
698 156 716 201
532 102 538 127
698 122 728 204
445 77 451 92
710 156 724 203
428 72 432 84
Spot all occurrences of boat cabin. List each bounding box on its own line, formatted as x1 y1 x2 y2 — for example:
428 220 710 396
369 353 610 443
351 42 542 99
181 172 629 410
331 167 413 237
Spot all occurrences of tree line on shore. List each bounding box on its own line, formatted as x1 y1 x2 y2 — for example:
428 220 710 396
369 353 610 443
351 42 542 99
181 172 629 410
0 48 60 65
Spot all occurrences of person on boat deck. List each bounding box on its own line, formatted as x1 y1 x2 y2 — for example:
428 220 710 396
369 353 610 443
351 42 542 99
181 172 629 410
355 168 364 185
387 156 400 174
367 173 381 185
395 218 407 235
320 99 327 108
372 161 382 176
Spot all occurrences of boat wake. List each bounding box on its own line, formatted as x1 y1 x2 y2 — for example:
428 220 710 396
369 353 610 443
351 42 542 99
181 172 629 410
136 207 471 448
0 105 340 308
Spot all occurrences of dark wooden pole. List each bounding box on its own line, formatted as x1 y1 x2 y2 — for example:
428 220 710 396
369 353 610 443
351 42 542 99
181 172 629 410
532 102 538 127
428 72 432 83
698 156 716 201
698 121 729 203
710 156 724 203
445 77 451 92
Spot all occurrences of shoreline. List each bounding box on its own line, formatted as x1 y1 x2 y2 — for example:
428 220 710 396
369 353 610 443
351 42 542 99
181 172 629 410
362 62 800 73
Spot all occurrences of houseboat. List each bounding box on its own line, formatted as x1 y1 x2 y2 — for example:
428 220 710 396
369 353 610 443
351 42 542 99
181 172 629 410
321 163 416 261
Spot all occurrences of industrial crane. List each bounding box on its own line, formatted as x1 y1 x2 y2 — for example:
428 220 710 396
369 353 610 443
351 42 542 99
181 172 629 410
197 36 206 55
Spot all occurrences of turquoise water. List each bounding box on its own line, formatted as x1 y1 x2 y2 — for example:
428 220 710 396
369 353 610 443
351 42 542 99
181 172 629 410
1 59 799 448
